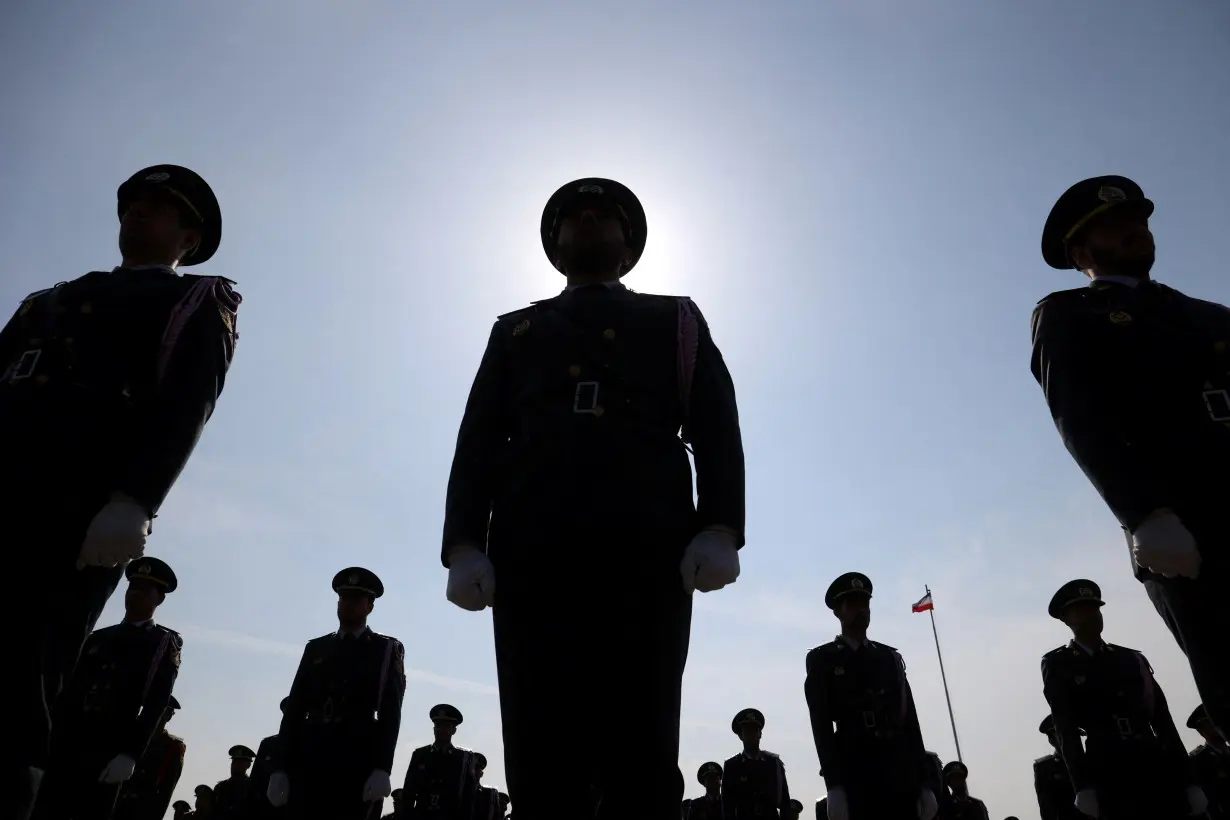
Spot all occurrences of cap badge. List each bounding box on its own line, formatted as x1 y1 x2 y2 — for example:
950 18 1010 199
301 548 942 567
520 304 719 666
1097 186 1126 203
144 172 171 183
577 184 604 194
137 563 151 574
349 573 359 584
1079 587 1092 596
851 578 864 588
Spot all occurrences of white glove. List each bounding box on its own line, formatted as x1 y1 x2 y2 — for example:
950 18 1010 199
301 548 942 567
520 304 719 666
680 528 740 593
362 769 392 802
446 546 496 611
1187 784 1208 815
916 787 937 820
98 754 136 784
77 498 151 569
1132 511 1201 579
267 771 290 808
1074 788 1099 818
825 788 848 820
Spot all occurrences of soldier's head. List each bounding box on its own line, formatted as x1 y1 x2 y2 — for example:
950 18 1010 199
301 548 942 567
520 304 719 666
116 165 221 268
825 572 872 633
229 745 256 777
731 708 764 748
430 703 463 743
331 568 383 629
1040 175 1155 279
942 761 968 794
1048 580 1104 638
123 558 177 622
1187 706 1226 747
391 788 404 809
498 792 510 814
194 784 214 810
171 800 191 818
540 179 646 283
161 696 181 729
697 761 722 794
474 752 488 780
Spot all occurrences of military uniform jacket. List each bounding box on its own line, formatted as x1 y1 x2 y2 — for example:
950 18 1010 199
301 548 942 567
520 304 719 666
722 751 791 819
112 728 186 820
278 629 405 773
1030 279 1230 536
1190 743 1230 818
1041 640 1190 791
0 268 240 513
402 743 479 819
686 793 724 820
56 622 182 760
442 285 745 561
803 639 930 794
473 785 501 820
244 734 284 819
1033 752 1079 820
212 774 250 819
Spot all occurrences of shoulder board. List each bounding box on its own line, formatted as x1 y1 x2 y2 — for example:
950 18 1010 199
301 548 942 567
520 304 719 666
723 753 740 765
21 286 55 302
413 743 433 754
154 624 180 636
1034 286 1095 308
810 641 842 654
761 750 780 759
310 633 334 645
455 745 476 754
168 732 186 745
182 273 238 285
1042 645 1069 659
91 624 122 636
870 640 898 653
1033 754 1054 765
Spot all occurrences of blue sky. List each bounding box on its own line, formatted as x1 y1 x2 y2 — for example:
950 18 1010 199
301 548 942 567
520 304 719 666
3 1 1229 817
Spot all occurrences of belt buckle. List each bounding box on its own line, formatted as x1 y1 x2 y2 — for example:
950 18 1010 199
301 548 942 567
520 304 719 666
573 381 600 414
1115 716 1132 737
862 711 877 729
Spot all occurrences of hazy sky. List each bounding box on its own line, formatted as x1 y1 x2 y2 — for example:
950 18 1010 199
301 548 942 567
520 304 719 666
4 1 1230 817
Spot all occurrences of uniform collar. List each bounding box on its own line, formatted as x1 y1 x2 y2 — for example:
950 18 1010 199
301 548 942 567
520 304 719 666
113 264 178 275
1071 638 1106 655
336 625 369 638
837 634 869 649
563 281 626 293
1090 274 1144 288
125 619 154 629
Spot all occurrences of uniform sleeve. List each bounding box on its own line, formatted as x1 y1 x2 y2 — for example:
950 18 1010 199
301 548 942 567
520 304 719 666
777 758 793 814
115 277 241 517
401 747 425 812
277 643 314 770
721 759 738 819
895 654 929 789
804 649 842 790
122 632 182 760
1041 654 1090 792
375 639 407 773
151 739 185 820
442 321 511 565
1033 761 1057 820
0 301 26 380
1030 298 1172 531
1143 658 1193 779
684 302 746 545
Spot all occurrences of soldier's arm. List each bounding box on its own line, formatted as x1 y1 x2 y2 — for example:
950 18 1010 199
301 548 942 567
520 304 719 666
277 643 314 769
442 321 510 565
1041 654 1091 793
123 632 182 760
375 638 407 773
401 747 426 813
897 658 930 788
803 648 843 791
777 757 793 814
114 277 240 518
1144 660 1193 776
1030 297 1172 531
154 740 186 820
1033 761 1056 820
0 301 25 377
683 300 746 544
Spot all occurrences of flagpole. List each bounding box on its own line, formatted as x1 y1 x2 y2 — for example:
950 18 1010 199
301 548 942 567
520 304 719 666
925 585 963 763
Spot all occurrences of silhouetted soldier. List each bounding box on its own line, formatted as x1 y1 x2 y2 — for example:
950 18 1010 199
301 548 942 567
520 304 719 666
1033 716 1080 820
1188 705 1230 818
112 695 186 820
687 762 724 820
723 709 792 819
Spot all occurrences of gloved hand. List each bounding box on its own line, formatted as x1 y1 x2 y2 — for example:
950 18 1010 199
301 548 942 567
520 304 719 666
98 754 136 784
78 498 151 570
267 771 290 808
825 788 848 820
1132 510 1201 579
1187 784 1208 815
680 528 740 593
1074 788 1099 818
362 769 392 802
446 546 495 611
916 787 937 820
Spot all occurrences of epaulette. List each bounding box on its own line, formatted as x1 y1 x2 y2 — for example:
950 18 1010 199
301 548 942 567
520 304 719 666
21 286 56 302
870 640 898 653
1034 286 1095 309
168 732 186 746
761 750 780 759
154 624 180 636
1042 645 1069 659
182 273 238 286
309 633 334 645
1033 754 1055 766
497 301 549 322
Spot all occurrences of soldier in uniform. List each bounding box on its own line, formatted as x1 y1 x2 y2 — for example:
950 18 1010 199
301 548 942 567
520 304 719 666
804 573 938 820
1040 579 1207 819
267 568 406 819
2 163 239 820
722 709 793 819
1188 705 1230 818
471 753 502 820
922 753 945 819
213 745 256 819
940 762 988 820
1031 175 1230 739
497 793 509 819
785 800 803 820
687 761 724 820
382 789 404 820
441 177 744 820
1033 716 1080 820
33 557 183 820
244 731 284 820
112 695 186 820
171 800 192 819
195 785 216 819
399 704 479 820
815 799 826 820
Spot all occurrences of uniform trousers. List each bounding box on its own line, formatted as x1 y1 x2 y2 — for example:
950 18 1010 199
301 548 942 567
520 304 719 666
30 719 124 820
491 546 692 820
286 730 383 820
1 482 123 820
1137 512 1230 738
838 781 917 820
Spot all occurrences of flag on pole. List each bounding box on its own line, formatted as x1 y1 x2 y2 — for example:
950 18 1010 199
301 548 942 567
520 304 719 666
911 592 934 613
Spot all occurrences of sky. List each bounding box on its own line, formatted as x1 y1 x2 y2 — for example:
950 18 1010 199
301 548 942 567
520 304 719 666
2 1 1229 817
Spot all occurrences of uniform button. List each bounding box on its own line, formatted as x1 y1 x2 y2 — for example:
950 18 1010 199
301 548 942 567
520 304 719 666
80 303 92 314
603 328 616 340
592 406 605 417
568 365 581 377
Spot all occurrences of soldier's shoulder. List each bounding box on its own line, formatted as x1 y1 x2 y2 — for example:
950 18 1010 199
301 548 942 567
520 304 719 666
179 273 242 312
372 630 403 646
19 285 58 303
870 640 899 653
154 623 181 636
1190 743 1211 757
1042 644 1071 660
307 633 334 647
1033 753 1054 766
761 749 781 760
411 742 432 754
807 640 841 656
1107 642 1143 656
722 752 740 766
496 298 557 323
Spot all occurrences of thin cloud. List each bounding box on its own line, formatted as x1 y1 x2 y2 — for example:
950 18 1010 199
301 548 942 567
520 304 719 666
176 622 498 695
